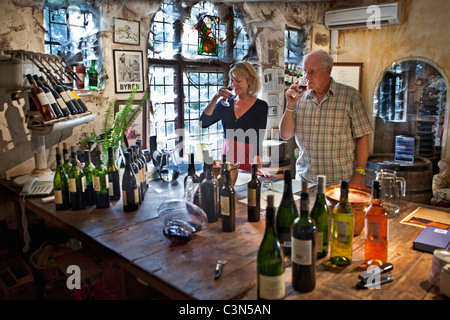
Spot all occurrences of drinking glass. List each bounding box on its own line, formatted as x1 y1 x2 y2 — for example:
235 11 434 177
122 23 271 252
221 86 233 107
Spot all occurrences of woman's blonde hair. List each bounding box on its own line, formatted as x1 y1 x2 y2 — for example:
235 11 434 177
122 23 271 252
229 61 260 95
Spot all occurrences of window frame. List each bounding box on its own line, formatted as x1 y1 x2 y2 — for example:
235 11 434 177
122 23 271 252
148 1 249 159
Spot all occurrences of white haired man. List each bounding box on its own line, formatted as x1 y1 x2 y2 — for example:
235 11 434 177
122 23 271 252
279 50 372 186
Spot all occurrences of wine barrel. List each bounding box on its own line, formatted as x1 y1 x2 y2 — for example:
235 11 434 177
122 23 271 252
365 154 433 204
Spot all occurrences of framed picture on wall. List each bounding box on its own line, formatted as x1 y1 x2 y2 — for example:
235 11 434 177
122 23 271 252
115 100 147 149
331 62 363 92
113 18 140 45
113 49 144 93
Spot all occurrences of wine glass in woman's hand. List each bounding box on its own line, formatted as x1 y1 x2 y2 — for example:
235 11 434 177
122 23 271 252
221 86 233 107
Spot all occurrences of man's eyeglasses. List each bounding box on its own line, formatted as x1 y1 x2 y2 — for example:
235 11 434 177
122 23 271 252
302 69 321 76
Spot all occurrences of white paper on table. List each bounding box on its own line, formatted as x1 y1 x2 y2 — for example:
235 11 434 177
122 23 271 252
235 172 252 186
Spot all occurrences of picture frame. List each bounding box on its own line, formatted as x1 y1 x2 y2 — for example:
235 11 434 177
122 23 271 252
113 18 140 45
115 100 147 149
113 49 144 93
331 62 363 92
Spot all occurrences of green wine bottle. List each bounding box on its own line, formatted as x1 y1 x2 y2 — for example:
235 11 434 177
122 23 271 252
257 194 285 300
310 175 329 258
92 146 110 209
291 180 316 293
83 149 95 206
276 169 299 256
107 146 121 201
68 146 85 210
247 163 261 222
330 180 354 266
54 147 70 210
62 142 71 174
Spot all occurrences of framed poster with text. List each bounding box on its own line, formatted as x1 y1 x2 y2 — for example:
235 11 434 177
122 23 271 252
113 49 144 93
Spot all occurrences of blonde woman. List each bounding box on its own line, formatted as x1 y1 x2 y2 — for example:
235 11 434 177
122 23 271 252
200 61 269 176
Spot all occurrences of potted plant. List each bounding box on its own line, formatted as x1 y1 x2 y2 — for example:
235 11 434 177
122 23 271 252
80 85 150 166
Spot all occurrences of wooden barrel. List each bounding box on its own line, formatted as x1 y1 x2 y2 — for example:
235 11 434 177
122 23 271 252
365 154 433 204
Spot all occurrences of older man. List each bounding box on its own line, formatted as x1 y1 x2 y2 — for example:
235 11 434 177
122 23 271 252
279 50 372 186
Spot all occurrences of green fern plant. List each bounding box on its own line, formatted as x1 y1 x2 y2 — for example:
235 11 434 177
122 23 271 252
80 85 150 155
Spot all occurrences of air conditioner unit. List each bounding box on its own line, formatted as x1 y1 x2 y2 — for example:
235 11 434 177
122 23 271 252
324 2 404 30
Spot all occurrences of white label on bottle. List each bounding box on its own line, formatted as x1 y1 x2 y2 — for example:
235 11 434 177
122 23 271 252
61 91 71 102
105 175 109 189
258 273 285 300
221 196 230 216
333 220 348 242
316 232 324 253
69 178 76 193
122 190 127 205
134 188 139 204
37 92 50 106
54 189 63 204
56 97 66 109
45 92 57 105
292 237 312 265
365 221 380 243
248 189 256 207
109 182 113 196
81 176 86 192
94 176 101 191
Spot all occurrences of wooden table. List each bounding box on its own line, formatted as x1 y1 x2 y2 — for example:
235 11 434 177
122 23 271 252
1 175 448 300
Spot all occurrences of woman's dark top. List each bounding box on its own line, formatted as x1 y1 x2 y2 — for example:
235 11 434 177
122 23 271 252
200 96 268 170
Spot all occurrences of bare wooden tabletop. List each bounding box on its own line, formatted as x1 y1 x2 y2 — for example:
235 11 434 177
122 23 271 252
1 175 447 300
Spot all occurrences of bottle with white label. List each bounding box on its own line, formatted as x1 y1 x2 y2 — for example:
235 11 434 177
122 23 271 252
68 146 85 210
54 147 70 210
330 180 354 266
257 194 285 300
220 164 235 232
122 152 139 212
291 180 316 292
310 175 329 258
92 146 110 209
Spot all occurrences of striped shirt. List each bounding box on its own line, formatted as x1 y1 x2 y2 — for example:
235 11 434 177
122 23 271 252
293 78 372 185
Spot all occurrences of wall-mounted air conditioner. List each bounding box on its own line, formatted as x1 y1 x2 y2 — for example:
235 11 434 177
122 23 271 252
324 1 404 30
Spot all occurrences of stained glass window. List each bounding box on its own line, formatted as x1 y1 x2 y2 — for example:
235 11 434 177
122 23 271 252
197 15 219 56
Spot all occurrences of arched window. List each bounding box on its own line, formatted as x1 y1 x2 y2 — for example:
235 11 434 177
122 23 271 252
148 1 250 160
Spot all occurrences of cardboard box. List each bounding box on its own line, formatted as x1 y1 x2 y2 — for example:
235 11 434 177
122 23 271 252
0 256 36 300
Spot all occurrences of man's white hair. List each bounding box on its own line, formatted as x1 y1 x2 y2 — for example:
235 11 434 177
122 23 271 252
304 50 334 70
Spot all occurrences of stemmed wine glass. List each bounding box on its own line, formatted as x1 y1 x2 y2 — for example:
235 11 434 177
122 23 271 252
291 75 308 98
221 86 233 107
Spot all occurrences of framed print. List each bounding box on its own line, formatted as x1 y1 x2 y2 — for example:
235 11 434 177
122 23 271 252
113 18 140 45
331 62 363 92
115 100 147 149
113 49 144 93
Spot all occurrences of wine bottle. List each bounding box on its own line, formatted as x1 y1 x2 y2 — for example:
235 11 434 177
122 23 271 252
217 154 226 215
107 146 121 201
92 146 110 209
330 180 354 266
88 60 98 90
221 164 235 232
26 74 56 121
136 139 148 192
276 169 299 256
70 89 89 113
199 150 210 182
38 76 70 116
184 153 201 207
291 180 316 293
364 180 388 266
310 175 329 258
68 146 85 210
60 82 84 113
133 145 145 201
54 147 70 210
49 78 79 114
62 143 71 174
200 159 219 223
247 163 261 222
257 194 285 300
33 75 64 118
128 147 142 205
83 149 96 206
122 152 140 212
